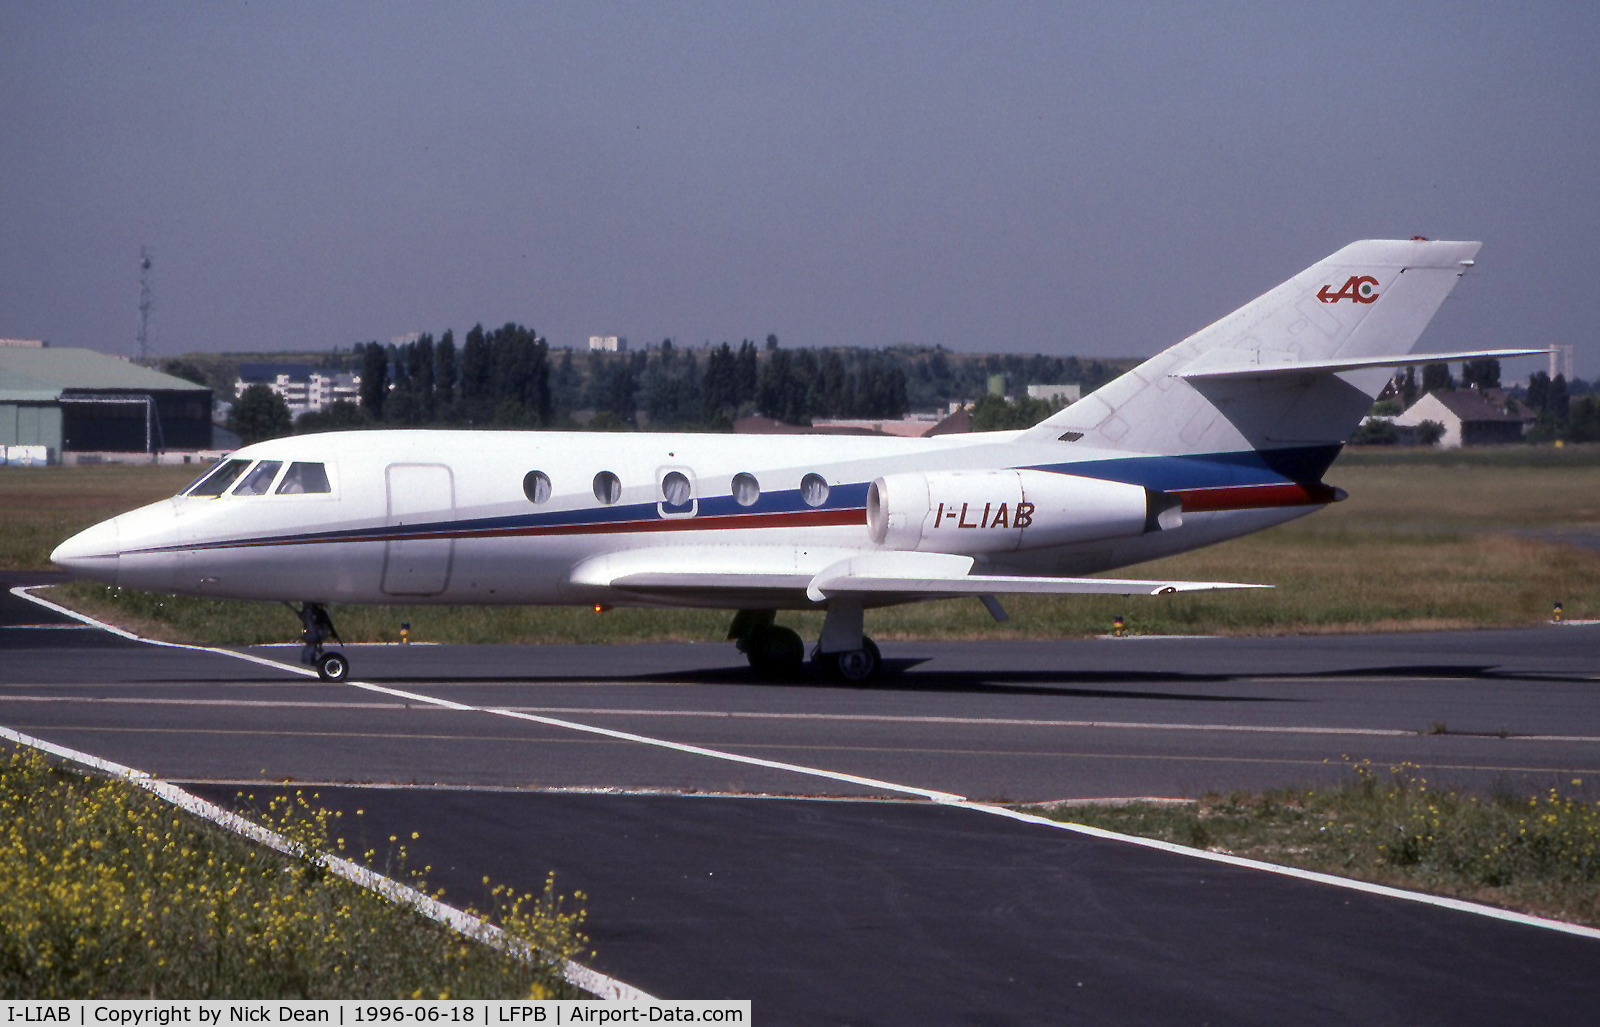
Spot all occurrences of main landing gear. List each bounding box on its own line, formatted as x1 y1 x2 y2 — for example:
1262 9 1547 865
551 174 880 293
813 638 882 683
730 610 805 677
729 604 883 683
294 602 348 682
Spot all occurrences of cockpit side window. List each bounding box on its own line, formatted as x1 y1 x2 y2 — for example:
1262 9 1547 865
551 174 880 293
276 462 332 495
231 461 284 496
183 458 250 497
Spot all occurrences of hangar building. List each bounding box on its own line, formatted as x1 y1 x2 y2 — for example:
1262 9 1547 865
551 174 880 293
0 345 213 463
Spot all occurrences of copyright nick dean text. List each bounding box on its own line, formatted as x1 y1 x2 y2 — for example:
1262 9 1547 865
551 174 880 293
3 1004 748 1027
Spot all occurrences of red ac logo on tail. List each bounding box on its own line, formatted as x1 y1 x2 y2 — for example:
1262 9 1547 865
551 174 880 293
1317 275 1379 304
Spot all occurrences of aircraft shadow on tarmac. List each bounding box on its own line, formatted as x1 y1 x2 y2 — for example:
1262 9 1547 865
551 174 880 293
351 660 1341 702
122 657 1575 703
344 652 1504 684
127 668 1292 703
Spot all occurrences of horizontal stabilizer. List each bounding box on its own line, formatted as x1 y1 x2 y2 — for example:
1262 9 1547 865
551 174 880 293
1176 347 1550 382
805 551 1268 603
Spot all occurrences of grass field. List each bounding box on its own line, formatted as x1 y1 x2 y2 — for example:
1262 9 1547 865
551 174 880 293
0 463 199 575
1039 760 1600 928
6 446 1599 644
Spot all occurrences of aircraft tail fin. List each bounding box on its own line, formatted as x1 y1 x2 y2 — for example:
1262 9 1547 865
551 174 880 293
1017 239 1490 460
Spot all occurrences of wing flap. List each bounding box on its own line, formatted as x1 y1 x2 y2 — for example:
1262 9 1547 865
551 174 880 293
606 571 814 594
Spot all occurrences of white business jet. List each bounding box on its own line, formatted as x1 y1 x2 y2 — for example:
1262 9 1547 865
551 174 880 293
52 239 1539 683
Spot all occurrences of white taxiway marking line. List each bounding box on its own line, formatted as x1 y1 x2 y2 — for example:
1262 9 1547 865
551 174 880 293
0 693 1408 736
1095 634 1220 640
12 586 324 677
253 641 443 647
484 706 1420 737
0 695 408 710
16 585 1600 942
344 678 967 803
960 801 1600 940
14 692 1600 745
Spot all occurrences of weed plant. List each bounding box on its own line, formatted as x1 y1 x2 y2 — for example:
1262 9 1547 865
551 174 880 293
0 750 588 999
1047 761 1600 926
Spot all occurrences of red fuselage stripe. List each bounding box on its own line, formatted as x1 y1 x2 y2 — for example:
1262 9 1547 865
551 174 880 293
144 507 868 554
1170 482 1336 513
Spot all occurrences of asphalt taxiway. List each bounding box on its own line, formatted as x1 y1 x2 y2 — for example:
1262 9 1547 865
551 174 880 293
4 575 1599 1023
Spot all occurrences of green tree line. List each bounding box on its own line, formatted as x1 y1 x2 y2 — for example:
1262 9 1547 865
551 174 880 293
1525 371 1600 443
281 332 1126 437
197 347 1600 448
1356 361 1599 448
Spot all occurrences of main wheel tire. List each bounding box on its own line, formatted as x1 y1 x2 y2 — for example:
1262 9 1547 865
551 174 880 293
818 637 881 683
746 625 805 676
316 651 349 682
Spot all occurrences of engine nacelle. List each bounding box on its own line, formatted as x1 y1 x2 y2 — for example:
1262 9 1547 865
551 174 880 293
866 470 1177 554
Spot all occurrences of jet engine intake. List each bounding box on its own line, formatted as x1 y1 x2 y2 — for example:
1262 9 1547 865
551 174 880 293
866 470 1177 554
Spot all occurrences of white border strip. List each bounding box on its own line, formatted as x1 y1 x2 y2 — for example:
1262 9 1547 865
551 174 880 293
16 584 1600 943
0 722 652 1001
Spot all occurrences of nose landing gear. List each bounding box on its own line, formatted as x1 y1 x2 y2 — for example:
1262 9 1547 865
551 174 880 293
294 602 348 681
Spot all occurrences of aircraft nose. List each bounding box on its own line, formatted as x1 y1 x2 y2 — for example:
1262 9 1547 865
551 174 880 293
51 517 121 585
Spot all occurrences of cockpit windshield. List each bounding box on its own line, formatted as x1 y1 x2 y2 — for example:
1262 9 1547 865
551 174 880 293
183 459 250 497
180 458 333 498
231 461 283 496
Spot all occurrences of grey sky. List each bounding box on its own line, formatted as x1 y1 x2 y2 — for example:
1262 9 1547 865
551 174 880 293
3 2 1597 380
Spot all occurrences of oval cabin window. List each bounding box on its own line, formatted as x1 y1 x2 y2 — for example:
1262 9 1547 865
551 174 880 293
800 473 830 508
523 470 552 504
732 472 761 507
593 471 622 505
661 471 692 507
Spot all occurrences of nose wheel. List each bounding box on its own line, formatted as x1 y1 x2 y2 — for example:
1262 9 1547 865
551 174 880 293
314 650 349 682
293 602 348 681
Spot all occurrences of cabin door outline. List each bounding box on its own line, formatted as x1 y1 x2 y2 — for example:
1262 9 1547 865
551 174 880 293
381 463 455 596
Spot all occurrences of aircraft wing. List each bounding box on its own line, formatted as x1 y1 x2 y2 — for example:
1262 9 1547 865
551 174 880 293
569 547 1268 604
803 551 1269 602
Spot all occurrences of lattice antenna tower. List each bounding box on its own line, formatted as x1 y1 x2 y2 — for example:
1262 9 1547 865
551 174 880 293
136 245 154 361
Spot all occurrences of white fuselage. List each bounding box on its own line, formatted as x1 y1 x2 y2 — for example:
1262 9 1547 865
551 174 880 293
52 428 1318 609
